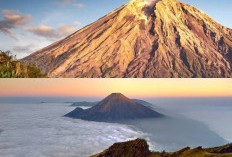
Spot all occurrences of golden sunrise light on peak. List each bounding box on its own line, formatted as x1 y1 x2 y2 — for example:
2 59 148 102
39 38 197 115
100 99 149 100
0 79 232 98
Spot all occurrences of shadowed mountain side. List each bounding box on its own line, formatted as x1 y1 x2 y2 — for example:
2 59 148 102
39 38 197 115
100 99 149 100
91 139 232 157
22 0 232 78
65 93 164 122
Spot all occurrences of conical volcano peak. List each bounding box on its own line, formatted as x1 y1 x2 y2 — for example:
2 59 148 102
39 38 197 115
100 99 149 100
129 0 177 7
127 0 159 10
124 0 161 21
23 0 232 78
123 0 149 21
108 93 125 97
65 93 164 122
143 0 160 6
104 93 135 104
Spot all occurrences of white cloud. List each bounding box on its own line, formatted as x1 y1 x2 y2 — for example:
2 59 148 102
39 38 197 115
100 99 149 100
0 103 144 157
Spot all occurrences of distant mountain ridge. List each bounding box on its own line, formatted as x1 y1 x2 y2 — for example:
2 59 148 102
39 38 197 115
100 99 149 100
65 93 163 122
22 0 232 78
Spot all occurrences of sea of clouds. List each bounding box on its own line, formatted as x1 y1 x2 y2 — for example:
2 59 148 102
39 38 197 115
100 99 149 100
149 97 232 143
0 98 231 157
0 103 147 157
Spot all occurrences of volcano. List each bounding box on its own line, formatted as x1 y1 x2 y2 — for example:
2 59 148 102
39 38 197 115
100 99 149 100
65 93 163 122
23 0 232 78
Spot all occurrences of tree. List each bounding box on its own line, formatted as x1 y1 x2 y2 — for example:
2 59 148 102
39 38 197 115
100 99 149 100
0 50 47 78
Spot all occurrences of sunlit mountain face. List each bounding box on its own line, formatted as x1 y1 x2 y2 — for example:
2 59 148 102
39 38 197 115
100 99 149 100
0 0 232 58
21 0 232 78
1 0 232 78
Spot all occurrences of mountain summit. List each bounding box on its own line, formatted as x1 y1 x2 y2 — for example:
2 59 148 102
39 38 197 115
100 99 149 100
65 93 163 122
23 0 232 78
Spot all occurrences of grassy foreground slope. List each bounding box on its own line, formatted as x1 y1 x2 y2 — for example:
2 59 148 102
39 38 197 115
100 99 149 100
0 51 47 78
92 139 232 157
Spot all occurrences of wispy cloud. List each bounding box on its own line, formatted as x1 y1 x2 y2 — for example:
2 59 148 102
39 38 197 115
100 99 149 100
26 25 57 39
2 10 20 15
73 3 84 8
13 43 35 54
26 24 77 40
74 21 82 26
54 0 84 8
0 10 32 37
57 24 76 37
54 0 74 6
63 0 75 5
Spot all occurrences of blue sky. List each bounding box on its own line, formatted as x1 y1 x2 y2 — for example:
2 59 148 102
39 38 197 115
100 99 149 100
0 0 231 58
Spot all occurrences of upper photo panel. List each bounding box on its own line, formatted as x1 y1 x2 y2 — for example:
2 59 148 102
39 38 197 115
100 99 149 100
1 0 232 78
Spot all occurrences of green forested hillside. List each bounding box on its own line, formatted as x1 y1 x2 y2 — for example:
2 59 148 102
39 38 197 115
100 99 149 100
0 51 47 78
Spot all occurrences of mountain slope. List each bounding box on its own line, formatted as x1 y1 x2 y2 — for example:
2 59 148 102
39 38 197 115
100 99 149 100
23 0 232 78
91 139 232 157
65 93 163 122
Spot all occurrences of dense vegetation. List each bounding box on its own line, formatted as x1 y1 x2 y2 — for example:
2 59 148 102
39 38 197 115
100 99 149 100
0 51 47 78
92 139 232 157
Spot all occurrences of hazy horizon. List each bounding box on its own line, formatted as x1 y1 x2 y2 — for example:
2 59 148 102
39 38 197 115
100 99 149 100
1 96 232 106
1 79 232 98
